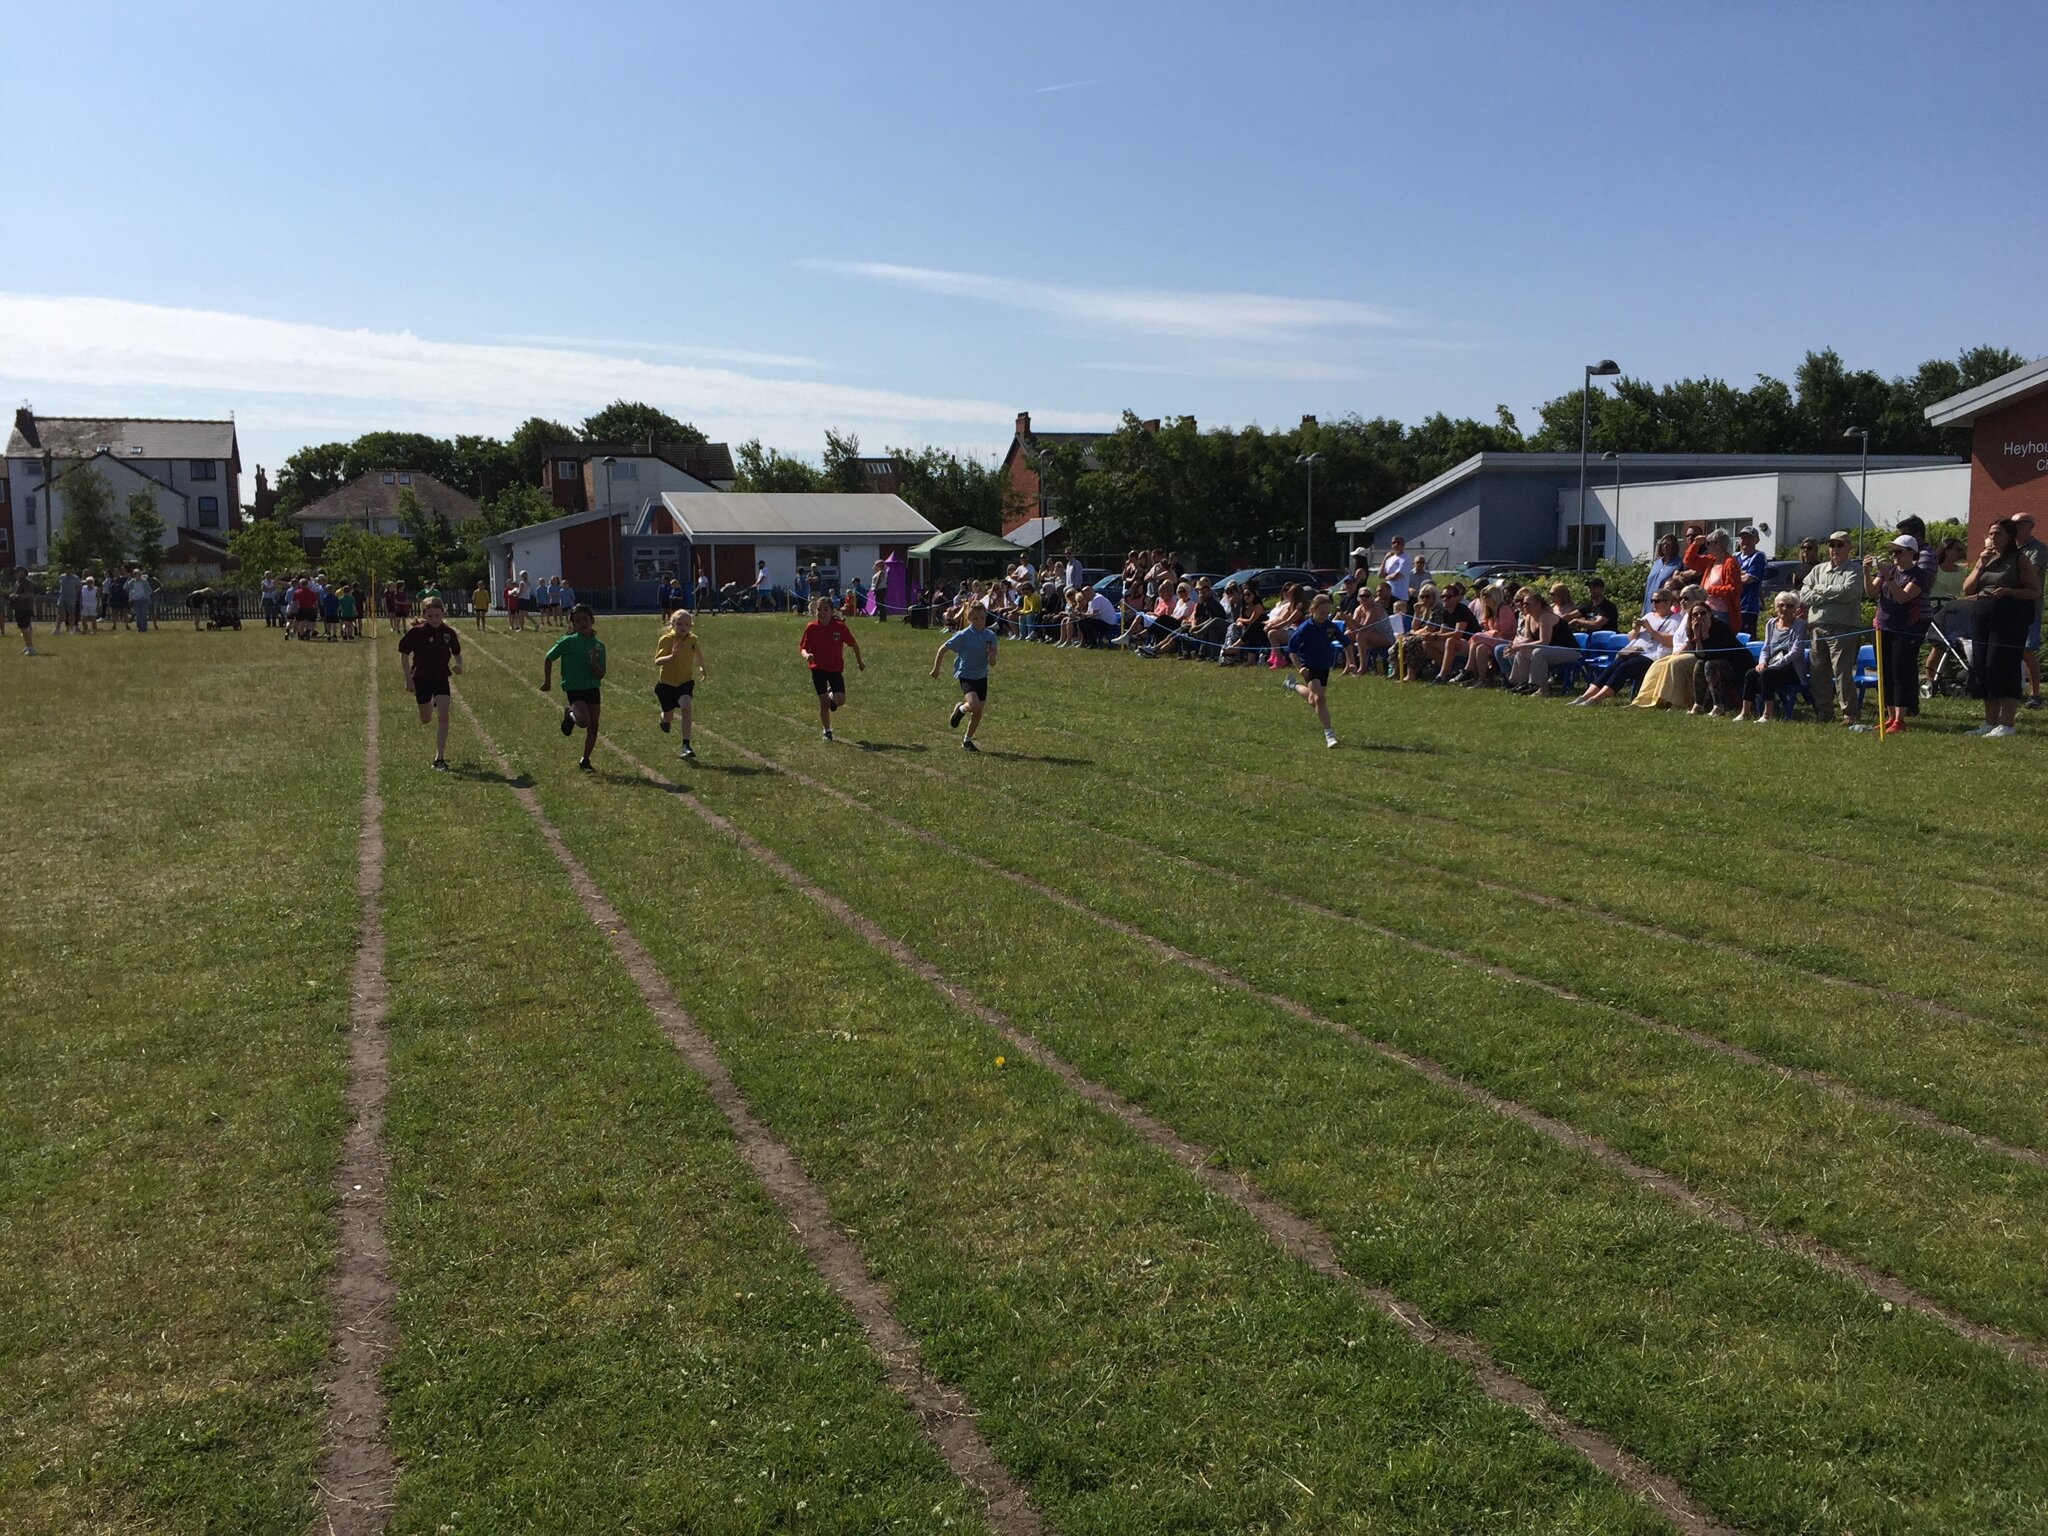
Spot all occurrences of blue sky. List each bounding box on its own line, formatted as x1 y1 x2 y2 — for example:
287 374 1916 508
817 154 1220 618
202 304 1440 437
3 0 2041 481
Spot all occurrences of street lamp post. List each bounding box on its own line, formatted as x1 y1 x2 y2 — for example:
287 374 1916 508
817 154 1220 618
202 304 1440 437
1297 452 1324 568
1578 360 1620 571
1034 444 1053 574
1600 449 1621 564
601 454 618 610
1842 427 1869 556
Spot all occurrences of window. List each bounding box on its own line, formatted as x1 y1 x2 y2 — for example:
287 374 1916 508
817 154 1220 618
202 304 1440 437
382 473 396 484
610 461 638 481
23 546 35 567
0 527 9 553
398 473 411 485
22 461 39 479
795 545 840 588
556 460 578 480
631 545 679 583
1564 525 1607 562
198 495 220 529
302 521 323 539
130 445 145 456
190 458 215 478
1651 519 1742 546
24 493 35 525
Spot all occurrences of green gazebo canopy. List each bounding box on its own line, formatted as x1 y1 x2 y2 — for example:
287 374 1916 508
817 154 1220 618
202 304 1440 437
906 526 1026 559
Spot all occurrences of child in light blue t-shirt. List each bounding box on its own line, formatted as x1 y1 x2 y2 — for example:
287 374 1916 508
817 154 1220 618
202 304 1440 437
931 604 998 752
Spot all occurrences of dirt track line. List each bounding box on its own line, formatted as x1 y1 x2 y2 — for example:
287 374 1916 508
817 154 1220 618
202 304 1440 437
459 645 1740 1536
315 646 397 1535
449 689 1044 1536
730 701 2048 1166
695 710 2048 1378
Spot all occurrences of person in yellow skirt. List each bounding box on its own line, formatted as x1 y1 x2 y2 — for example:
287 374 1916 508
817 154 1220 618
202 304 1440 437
1632 587 1712 710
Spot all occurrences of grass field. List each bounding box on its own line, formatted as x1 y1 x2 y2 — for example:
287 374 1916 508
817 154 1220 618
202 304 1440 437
3 614 2044 1535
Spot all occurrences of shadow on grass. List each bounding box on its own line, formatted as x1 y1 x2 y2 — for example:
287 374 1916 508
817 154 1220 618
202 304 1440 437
686 760 775 777
981 749 1094 766
1346 740 1435 755
854 740 931 754
447 763 535 789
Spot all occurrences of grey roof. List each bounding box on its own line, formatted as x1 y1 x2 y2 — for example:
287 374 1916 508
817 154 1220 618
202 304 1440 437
1923 354 2048 428
7 415 239 464
294 470 481 526
546 440 736 484
656 491 937 540
1005 515 1064 545
1333 450 1959 535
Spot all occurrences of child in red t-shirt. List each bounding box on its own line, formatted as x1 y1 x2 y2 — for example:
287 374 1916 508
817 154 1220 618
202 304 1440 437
798 595 865 741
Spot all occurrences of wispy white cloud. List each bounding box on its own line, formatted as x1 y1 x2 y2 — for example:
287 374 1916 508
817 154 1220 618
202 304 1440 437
803 260 1400 345
1034 79 1092 94
1083 357 1369 383
500 332 837 372
0 292 1109 471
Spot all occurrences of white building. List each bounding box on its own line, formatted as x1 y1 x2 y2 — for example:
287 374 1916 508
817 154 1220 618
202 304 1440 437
1566 463 1968 560
5 409 241 571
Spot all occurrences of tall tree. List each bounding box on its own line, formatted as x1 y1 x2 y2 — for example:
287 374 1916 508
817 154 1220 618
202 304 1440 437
126 492 168 576
48 465 128 571
887 444 1009 533
732 439 824 492
580 401 705 445
274 442 352 517
319 525 411 595
228 516 306 578
508 416 578 489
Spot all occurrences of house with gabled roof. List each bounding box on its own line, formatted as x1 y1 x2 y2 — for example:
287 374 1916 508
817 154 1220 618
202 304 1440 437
540 438 737 514
291 469 482 559
5 408 241 570
997 410 1152 537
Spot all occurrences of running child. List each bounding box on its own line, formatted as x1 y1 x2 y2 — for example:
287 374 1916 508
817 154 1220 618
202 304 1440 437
471 578 491 631
541 602 606 772
653 608 709 759
397 595 464 770
10 568 35 655
931 602 997 751
799 595 864 741
1280 591 1343 748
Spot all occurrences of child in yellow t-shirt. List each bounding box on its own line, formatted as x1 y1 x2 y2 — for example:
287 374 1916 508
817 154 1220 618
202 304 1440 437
1018 585 1041 641
653 609 708 760
471 581 491 630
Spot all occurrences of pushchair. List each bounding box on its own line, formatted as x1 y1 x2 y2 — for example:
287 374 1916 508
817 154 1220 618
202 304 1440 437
1921 600 1973 699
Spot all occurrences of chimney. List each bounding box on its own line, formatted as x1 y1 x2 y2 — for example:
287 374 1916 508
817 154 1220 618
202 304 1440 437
1141 419 1161 434
1015 411 1031 439
1301 415 1318 430
13 407 36 449
646 434 657 455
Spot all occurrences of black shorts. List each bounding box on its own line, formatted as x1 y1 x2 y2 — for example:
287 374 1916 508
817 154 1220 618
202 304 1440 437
957 676 988 701
564 687 602 708
413 677 451 705
811 669 845 695
10 603 32 628
1298 666 1329 689
654 680 695 710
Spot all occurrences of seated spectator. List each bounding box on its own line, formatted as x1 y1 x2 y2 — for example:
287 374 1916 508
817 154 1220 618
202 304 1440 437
1263 584 1304 668
1083 586 1118 647
1734 590 1810 722
1343 585 1395 674
1183 578 1227 654
1505 585 1582 694
1395 583 1443 679
1458 584 1520 687
1633 588 1712 710
1686 588 1755 716
1572 588 1684 705
1568 577 1619 634
1221 584 1268 665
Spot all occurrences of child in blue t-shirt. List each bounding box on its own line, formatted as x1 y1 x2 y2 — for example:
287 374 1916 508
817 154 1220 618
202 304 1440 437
931 603 998 752
1281 591 1342 748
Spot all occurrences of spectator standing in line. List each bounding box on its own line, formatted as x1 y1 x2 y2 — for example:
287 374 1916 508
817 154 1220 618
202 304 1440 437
11 567 37 655
694 568 713 612
78 575 99 634
1793 537 1822 587
1644 534 1683 609
2016 512 2047 710
260 572 280 628
752 560 772 612
128 566 154 633
106 568 130 630
1799 532 1865 728
1065 553 1085 592
1962 517 2042 738
1700 531 1743 629
319 577 340 639
1735 526 1769 634
1866 534 1927 736
56 568 80 634
1680 522 1717 581
1379 537 1413 607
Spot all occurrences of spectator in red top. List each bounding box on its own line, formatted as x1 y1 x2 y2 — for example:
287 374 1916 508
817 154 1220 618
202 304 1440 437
1681 523 1717 582
799 595 865 741
1699 530 1743 627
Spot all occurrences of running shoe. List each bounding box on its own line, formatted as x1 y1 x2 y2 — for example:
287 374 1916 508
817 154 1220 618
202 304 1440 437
659 716 671 733
822 727 834 742
560 709 574 736
578 758 594 772
2028 698 2045 711
961 736 979 752
431 757 448 771
680 742 696 760
1279 676 1297 696
1323 730 1338 749
949 702 966 729
1964 724 1994 736
1986 725 2018 738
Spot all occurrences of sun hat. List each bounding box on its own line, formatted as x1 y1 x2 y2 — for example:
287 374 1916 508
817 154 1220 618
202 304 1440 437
1890 534 1920 552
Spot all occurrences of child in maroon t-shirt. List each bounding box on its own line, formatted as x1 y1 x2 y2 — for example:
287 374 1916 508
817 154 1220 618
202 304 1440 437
798 596 865 741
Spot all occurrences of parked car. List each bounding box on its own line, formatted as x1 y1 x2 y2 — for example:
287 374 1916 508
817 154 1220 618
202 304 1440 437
1761 559 1804 600
1216 566 1318 593
1458 561 1552 582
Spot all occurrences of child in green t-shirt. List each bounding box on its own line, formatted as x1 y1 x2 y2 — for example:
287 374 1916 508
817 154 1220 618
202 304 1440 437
541 603 607 772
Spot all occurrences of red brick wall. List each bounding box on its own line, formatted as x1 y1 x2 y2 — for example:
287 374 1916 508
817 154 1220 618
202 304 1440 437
1969 394 2048 542
548 456 587 513
1002 446 1039 534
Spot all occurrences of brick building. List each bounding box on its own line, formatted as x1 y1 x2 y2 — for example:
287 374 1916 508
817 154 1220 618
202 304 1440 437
1924 354 2048 543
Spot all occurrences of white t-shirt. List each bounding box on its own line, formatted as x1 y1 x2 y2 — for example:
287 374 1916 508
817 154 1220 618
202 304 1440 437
1087 592 1118 624
1381 552 1412 602
753 566 771 590
1065 558 1085 587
